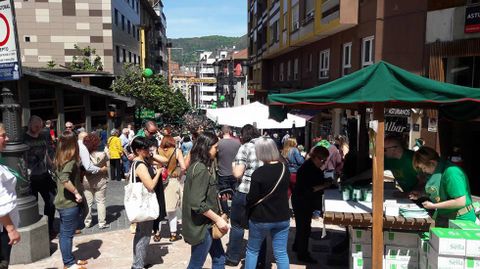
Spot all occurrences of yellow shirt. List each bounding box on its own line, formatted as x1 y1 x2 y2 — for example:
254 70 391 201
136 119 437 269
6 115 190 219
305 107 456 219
107 136 123 159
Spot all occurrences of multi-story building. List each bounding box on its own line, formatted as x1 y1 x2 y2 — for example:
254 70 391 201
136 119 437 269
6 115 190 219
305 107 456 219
248 0 428 140
193 51 218 110
248 0 427 100
170 62 196 105
14 0 167 75
215 48 251 107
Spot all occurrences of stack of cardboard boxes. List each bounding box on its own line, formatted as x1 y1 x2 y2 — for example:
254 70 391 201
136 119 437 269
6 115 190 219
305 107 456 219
348 220 480 269
419 220 480 269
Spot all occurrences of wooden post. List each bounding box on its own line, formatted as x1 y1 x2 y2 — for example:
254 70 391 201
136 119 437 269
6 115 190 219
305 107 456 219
372 103 385 269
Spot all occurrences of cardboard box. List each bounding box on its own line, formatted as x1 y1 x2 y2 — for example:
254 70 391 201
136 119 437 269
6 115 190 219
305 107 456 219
350 227 372 244
462 230 480 258
427 243 465 269
449 220 480 230
429 228 466 256
465 257 480 269
384 231 419 248
385 245 419 262
351 257 371 269
384 259 418 269
351 243 372 258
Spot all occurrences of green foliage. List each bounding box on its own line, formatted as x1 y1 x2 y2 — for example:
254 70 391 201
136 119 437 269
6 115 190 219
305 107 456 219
169 35 248 65
111 64 190 124
68 44 103 71
46 60 56 69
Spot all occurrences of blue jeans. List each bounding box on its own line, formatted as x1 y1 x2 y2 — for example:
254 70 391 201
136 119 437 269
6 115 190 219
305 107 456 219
58 206 80 267
122 155 131 175
226 191 266 265
187 229 225 269
245 220 290 269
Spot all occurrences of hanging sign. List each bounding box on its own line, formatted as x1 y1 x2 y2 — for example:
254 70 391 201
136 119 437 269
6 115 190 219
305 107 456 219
465 5 480 33
0 0 21 81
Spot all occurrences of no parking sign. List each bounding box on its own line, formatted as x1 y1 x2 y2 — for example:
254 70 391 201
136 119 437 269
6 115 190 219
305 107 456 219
0 0 21 81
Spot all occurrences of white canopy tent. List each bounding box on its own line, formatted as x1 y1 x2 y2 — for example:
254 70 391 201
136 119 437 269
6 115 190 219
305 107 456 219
206 102 306 129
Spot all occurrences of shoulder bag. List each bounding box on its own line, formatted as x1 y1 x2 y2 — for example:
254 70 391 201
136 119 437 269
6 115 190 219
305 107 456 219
124 160 160 222
161 147 177 186
240 163 285 229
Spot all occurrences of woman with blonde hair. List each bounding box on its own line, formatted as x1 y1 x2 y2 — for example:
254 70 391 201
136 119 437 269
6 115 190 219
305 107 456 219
281 137 304 197
411 146 476 227
154 134 186 242
53 130 87 269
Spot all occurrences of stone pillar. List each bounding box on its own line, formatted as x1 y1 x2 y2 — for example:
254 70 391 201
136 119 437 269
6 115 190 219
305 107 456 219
0 87 49 264
55 87 64 136
84 95 91 132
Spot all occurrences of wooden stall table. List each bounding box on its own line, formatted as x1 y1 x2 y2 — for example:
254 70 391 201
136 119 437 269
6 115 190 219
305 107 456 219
323 187 434 232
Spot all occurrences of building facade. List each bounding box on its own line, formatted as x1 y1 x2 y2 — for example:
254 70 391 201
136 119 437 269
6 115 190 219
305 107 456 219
248 0 427 101
424 0 480 196
13 0 167 75
216 49 251 107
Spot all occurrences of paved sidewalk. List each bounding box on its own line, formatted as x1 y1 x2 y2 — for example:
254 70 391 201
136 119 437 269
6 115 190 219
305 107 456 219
10 220 348 269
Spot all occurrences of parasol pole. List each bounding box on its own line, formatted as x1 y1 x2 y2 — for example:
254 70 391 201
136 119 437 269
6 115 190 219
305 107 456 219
372 103 385 269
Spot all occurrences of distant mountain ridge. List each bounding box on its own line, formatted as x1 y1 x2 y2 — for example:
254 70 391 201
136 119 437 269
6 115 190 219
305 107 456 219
168 35 248 65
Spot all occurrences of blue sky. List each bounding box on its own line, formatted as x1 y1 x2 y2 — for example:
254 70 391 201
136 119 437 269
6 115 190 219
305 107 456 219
163 0 248 38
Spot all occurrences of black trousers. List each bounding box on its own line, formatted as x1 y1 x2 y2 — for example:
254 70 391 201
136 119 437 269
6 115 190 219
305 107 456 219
292 197 313 255
30 173 56 232
0 228 11 269
110 158 122 181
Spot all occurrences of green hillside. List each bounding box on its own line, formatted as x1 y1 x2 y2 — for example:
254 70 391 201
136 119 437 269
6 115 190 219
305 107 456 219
169 35 248 65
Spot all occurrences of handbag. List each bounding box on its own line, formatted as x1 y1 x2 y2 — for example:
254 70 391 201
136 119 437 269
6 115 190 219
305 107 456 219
241 163 286 229
124 160 160 222
161 147 177 186
212 196 229 239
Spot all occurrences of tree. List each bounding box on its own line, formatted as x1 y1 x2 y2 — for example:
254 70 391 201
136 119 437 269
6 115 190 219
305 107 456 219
46 60 56 69
68 44 103 71
111 64 190 125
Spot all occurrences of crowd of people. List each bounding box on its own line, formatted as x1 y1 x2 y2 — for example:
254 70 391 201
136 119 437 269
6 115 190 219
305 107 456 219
0 115 476 269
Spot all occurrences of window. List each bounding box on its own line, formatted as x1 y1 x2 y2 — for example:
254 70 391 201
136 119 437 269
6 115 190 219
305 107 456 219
136 0 139 14
128 51 132 62
287 60 292 80
362 36 374 67
283 13 288 31
116 45 120 63
294 58 299 80
121 15 125 31
279 62 284 81
132 26 136 38
270 20 279 44
122 49 126 63
133 53 137 64
25 36 30 42
342 42 352 76
291 4 300 31
114 9 118 26
127 20 131 34
308 53 313 72
304 0 315 22
319 49 330 79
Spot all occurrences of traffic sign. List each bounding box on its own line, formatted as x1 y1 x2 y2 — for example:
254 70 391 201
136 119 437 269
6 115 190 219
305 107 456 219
0 0 21 81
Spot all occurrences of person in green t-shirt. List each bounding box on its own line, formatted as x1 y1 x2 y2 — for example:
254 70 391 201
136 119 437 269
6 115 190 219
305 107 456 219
383 136 421 192
412 146 476 227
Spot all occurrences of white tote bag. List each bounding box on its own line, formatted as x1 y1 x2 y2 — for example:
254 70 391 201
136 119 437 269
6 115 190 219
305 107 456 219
124 160 160 222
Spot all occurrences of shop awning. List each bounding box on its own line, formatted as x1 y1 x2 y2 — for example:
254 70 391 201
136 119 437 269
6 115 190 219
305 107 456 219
268 61 480 121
